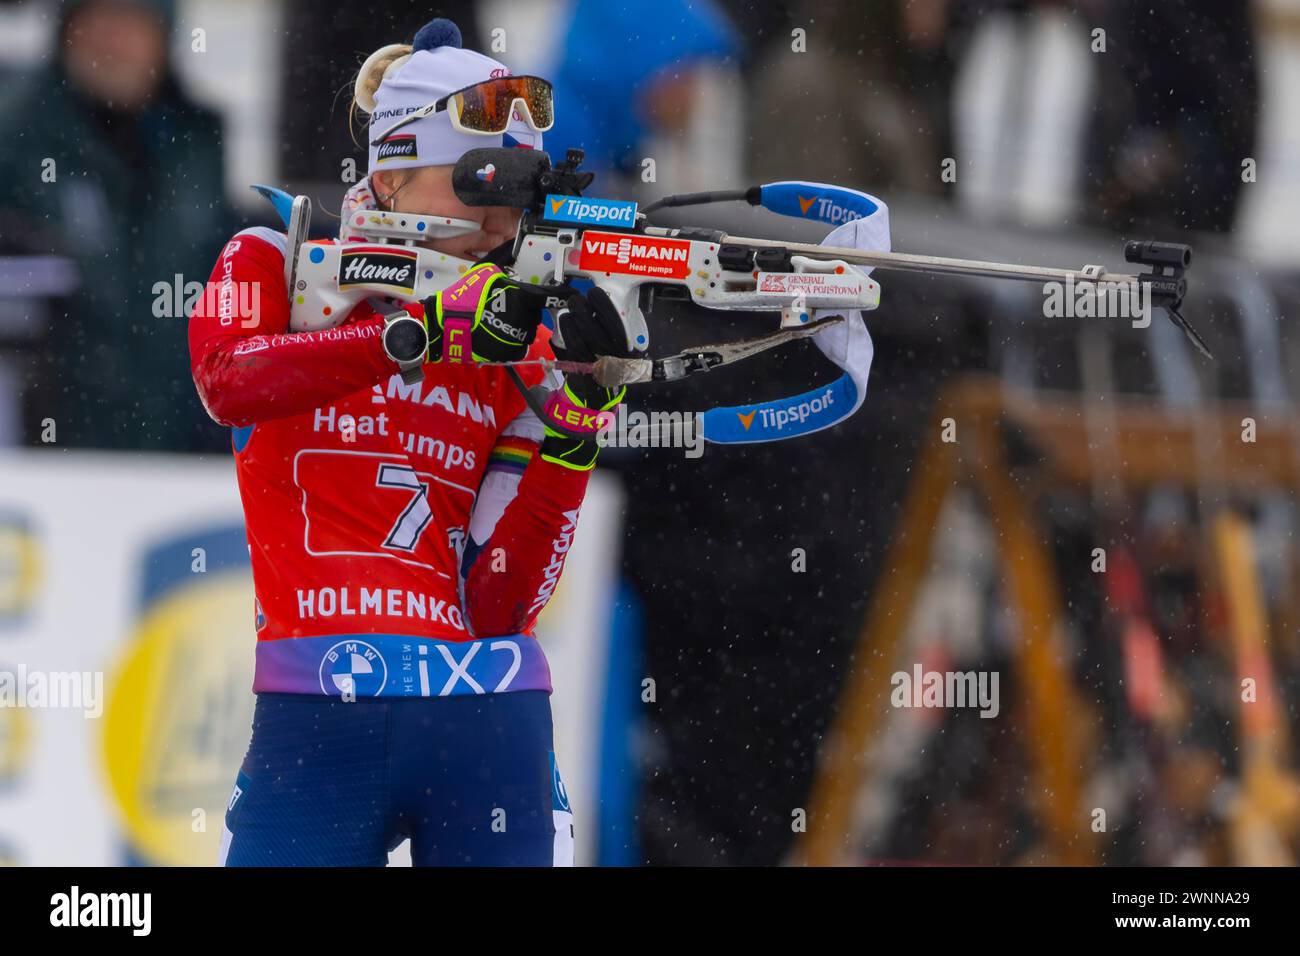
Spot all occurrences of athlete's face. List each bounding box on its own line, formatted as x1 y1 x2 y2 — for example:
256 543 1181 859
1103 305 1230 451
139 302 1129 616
371 165 521 261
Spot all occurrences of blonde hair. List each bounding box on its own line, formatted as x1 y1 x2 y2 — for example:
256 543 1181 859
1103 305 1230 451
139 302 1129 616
352 42 412 115
349 42 415 203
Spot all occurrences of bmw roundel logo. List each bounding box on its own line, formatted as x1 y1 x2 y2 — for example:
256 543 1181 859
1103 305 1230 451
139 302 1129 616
319 640 388 697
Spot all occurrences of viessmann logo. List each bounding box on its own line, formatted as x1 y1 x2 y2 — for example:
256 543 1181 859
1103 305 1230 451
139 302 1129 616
339 247 418 293
544 194 638 227
577 231 691 279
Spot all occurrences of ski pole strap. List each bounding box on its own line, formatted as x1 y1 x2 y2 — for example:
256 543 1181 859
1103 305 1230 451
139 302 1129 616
698 180 885 444
541 384 617 437
504 367 594 443
442 313 473 363
700 369 867 444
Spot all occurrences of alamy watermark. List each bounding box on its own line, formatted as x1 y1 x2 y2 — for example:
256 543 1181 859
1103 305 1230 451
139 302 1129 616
50 886 150 936
1042 276 1152 328
0 665 103 718
596 405 705 459
151 273 260 326
891 663 1000 719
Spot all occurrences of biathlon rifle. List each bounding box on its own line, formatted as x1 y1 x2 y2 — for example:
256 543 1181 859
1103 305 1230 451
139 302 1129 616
254 146 1204 444
454 145 1207 381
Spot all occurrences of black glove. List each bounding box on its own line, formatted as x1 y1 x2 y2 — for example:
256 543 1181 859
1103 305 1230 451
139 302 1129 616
540 286 632 470
475 238 518 270
552 287 633 406
422 264 560 364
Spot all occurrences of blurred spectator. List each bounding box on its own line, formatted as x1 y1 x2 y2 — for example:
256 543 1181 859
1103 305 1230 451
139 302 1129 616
745 0 973 196
0 0 232 450
543 0 739 190
1084 0 1260 235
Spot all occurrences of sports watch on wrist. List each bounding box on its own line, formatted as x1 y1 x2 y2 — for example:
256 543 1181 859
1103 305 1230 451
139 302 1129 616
372 298 429 385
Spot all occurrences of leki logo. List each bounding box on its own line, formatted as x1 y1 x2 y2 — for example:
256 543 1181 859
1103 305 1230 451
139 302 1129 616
737 410 757 430
445 324 468 361
446 268 486 302
577 231 690 279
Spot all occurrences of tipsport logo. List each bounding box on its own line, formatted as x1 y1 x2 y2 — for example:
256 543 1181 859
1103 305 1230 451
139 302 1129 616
795 194 863 226
761 182 880 229
544 194 638 228
736 385 838 435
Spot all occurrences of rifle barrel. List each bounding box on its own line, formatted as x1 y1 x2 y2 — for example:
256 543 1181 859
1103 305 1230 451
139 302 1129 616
728 234 1143 287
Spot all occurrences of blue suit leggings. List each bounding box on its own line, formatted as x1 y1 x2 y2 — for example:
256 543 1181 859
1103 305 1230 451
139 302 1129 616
220 690 574 866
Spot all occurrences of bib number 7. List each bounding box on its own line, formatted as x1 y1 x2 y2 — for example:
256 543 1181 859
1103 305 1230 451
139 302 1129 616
375 463 431 552
293 450 473 568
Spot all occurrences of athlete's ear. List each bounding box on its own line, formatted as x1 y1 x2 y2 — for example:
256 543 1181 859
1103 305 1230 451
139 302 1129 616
371 170 394 208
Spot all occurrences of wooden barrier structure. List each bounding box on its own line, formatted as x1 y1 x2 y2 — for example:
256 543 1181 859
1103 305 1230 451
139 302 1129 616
797 374 1300 866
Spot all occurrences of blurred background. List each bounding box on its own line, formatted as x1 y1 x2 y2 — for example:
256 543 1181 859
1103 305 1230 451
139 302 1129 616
1 0 1299 866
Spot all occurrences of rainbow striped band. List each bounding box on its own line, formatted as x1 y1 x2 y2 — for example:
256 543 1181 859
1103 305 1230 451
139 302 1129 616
488 435 537 474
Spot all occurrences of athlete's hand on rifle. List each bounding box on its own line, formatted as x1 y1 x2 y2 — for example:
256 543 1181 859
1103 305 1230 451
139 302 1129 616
540 286 631 470
421 263 563 364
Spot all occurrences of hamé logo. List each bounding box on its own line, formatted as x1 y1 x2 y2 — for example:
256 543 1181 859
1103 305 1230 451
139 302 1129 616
377 134 418 163
339 249 417 292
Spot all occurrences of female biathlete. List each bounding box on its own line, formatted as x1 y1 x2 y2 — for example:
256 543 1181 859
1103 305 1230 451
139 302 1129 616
188 18 627 866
